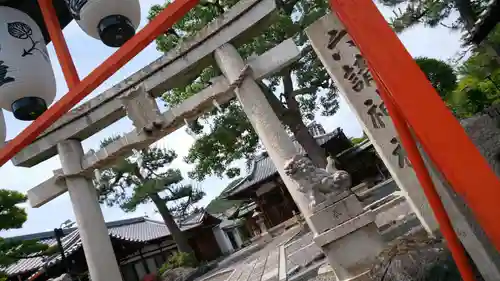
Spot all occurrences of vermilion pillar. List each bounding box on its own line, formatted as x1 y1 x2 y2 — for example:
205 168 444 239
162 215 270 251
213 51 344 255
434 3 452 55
327 0 500 255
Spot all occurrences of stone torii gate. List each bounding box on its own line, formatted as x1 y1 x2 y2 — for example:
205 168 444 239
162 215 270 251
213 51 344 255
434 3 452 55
22 1 300 280
15 0 498 281
22 0 387 279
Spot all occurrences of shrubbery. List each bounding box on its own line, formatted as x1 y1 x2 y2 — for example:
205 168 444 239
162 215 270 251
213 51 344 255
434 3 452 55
158 252 198 276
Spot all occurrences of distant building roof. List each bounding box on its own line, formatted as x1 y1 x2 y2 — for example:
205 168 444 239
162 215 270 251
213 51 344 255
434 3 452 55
214 213 244 229
3 212 217 276
336 138 372 158
221 123 345 199
227 202 258 220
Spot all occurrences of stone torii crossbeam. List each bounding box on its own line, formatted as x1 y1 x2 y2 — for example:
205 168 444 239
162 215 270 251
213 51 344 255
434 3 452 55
25 39 303 281
19 1 308 281
12 0 277 168
28 38 300 208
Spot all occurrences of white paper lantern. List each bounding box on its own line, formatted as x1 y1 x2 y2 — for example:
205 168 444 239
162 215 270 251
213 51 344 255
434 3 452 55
66 0 141 47
0 7 57 121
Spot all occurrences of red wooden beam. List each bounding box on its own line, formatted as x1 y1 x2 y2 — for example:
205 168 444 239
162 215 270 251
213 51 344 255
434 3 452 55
0 0 200 167
378 85 476 281
38 0 80 89
328 0 500 253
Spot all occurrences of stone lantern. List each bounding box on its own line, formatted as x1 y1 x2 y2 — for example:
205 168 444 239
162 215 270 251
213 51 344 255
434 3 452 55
252 210 272 242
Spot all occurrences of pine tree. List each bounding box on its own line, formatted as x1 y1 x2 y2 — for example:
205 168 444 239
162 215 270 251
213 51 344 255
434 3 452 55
148 0 339 181
415 57 458 99
0 190 49 277
379 0 500 61
96 136 205 255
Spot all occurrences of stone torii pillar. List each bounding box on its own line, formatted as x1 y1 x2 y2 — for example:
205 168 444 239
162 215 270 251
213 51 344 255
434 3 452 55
305 13 500 281
215 44 385 280
57 140 123 281
214 44 315 227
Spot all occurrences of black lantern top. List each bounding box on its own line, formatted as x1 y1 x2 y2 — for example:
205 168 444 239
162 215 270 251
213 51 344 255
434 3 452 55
0 0 73 44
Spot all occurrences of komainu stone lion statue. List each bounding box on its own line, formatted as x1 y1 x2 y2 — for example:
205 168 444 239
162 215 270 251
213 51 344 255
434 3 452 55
284 155 351 209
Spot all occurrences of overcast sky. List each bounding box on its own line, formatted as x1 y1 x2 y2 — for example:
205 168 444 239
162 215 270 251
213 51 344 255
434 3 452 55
0 0 463 237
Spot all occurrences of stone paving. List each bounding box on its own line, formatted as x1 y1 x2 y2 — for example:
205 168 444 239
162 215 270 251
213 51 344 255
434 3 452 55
198 225 303 281
198 191 423 281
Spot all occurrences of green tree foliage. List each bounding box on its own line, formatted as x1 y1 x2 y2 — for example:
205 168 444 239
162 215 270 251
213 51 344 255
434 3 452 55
412 53 499 118
376 0 500 119
379 0 500 69
415 57 457 99
459 27 500 79
378 0 487 33
158 252 198 275
350 135 368 146
0 190 48 273
450 70 500 117
148 0 338 181
450 27 500 117
96 136 205 255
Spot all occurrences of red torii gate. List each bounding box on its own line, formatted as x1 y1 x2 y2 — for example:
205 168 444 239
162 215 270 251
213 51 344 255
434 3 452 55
1 0 499 280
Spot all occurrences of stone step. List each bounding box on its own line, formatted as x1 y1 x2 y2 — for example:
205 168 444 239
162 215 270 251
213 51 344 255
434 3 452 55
234 259 258 281
357 179 399 205
287 242 323 268
261 249 280 281
249 255 268 281
284 232 313 255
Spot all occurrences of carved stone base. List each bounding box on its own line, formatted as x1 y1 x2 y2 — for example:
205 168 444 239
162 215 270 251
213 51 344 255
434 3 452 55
259 231 273 244
314 212 384 281
311 190 363 220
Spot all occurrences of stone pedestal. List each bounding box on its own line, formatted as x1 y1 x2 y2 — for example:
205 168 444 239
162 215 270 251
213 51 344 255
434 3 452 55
311 194 384 280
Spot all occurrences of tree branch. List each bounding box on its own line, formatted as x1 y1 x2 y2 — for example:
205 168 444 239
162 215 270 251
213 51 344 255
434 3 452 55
275 0 285 10
291 86 321 98
300 45 313 57
290 45 313 70
410 8 429 23
256 80 290 119
199 0 224 14
283 0 300 14
165 29 180 38
282 68 300 113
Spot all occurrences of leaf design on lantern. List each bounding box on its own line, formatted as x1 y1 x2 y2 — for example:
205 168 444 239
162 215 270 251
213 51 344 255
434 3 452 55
8 21 48 60
65 0 88 20
0 61 15 88
8 22 33 40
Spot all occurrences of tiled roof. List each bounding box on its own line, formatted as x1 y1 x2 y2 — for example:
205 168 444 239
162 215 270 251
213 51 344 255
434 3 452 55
3 213 212 276
222 123 341 199
336 138 372 158
214 214 244 229
223 155 277 198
